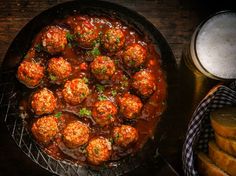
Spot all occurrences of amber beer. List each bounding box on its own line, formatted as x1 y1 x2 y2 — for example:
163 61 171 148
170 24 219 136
185 11 236 80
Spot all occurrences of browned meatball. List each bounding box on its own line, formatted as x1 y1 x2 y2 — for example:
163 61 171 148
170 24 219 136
62 78 90 105
41 26 67 54
86 137 112 165
102 28 125 52
31 88 57 115
123 43 147 67
132 70 156 97
17 59 44 88
113 125 138 147
74 20 99 48
31 115 58 144
62 121 90 149
92 100 117 126
118 93 143 119
47 57 72 83
90 56 116 81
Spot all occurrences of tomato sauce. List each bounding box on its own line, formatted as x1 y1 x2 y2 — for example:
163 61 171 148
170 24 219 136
18 13 167 166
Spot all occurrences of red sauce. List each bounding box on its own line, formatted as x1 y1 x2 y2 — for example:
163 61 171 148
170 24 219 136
18 14 167 166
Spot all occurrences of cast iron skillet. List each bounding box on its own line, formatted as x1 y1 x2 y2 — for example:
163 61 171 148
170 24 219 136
0 1 177 175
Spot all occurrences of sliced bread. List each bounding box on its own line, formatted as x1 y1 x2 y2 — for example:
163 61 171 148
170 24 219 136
210 107 236 139
208 141 236 176
215 133 236 157
197 152 230 176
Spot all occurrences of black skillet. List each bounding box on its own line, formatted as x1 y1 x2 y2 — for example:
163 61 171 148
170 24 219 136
0 1 178 175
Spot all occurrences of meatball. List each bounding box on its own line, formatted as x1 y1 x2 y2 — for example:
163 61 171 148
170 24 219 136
62 121 90 149
31 115 58 144
132 70 156 97
111 71 129 91
62 78 90 105
47 57 72 83
17 59 44 88
102 28 125 52
92 100 117 126
123 43 147 67
113 125 138 147
74 20 99 48
31 88 57 115
118 93 143 119
86 137 112 165
41 26 67 54
90 56 116 81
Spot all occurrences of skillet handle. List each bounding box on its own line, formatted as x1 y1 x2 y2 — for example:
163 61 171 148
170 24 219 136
152 150 180 176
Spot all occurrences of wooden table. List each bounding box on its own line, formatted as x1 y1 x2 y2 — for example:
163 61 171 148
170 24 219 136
0 0 234 175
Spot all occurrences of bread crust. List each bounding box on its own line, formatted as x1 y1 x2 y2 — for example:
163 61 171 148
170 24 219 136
208 141 236 176
197 152 229 176
210 107 236 139
215 133 236 157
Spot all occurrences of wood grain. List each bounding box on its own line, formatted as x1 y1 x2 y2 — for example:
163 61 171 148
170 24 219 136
0 0 234 176
0 0 201 67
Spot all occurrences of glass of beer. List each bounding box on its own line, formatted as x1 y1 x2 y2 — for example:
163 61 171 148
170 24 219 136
185 10 236 80
181 11 236 115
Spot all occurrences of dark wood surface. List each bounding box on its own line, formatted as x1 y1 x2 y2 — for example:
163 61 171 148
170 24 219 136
0 0 235 176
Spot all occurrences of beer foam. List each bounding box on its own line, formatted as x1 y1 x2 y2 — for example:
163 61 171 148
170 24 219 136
196 12 236 79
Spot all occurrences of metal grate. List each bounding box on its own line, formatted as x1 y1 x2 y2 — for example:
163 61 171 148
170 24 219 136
0 69 141 176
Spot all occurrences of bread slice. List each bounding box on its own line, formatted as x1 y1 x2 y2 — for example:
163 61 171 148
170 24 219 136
215 133 236 157
210 107 236 139
197 152 230 176
208 141 236 176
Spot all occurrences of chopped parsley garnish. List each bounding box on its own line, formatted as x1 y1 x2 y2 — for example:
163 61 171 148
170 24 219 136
107 114 113 119
68 43 72 48
114 59 119 65
80 92 86 98
92 39 101 47
100 67 107 74
111 90 117 96
54 112 62 118
114 133 120 141
129 60 136 66
94 147 100 155
98 95 107 101
66 32 74 42
116 37 120 43
109 138 114 144
96 84 104 93
122 75 128 81
93 67 107 74
90 47 100 56
34 44 42 52
49 74 57 81
79 108 91 116
82 77 89 83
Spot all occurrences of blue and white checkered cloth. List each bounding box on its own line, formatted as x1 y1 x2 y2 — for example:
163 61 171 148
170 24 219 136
182 81 236 176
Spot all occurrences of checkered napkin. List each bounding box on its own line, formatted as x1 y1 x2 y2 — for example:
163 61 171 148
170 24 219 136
182 81 236 176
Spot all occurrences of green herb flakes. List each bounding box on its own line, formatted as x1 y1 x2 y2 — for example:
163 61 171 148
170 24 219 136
94 147 99 155
98 95 107 101
116 37 120 43
107 114 113 119
34 44 42 52
96 84 104 93
91 47 100 56
54 112 62 118
79 108 91 116
111 90 117 96
82 77 89 83
66 32 74 42
49 74 57 81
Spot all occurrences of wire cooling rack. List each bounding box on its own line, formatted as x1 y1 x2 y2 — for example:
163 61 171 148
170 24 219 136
0 68 144 176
